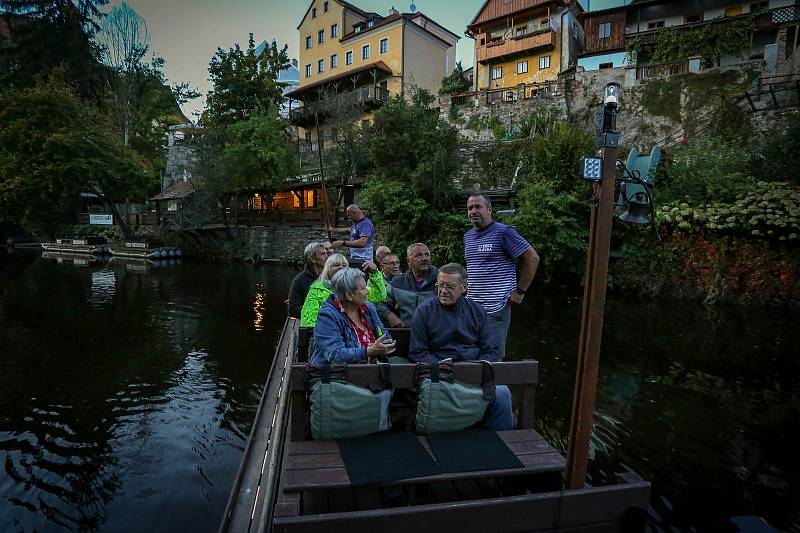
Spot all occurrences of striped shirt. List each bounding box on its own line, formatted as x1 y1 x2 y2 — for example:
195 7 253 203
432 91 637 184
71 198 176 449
464 221 532 314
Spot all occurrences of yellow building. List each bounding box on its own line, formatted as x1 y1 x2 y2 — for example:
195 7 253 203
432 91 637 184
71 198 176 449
287 0 459 144
466 0 585 94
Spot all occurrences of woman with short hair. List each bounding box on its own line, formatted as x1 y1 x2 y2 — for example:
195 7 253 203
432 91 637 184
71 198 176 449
300 254 386 327
309 267 396 364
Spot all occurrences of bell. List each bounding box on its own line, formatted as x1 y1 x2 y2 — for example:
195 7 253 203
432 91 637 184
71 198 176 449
620 198 650 224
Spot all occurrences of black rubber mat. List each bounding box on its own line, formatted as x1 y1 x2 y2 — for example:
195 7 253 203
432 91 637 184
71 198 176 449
427 429 524 473
337 431 440 486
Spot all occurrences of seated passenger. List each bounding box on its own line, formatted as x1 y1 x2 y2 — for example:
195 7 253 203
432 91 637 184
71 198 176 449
300 253 386 327
287 240 332 318
310 267 396 364
378 242 438 327
409 263 513 431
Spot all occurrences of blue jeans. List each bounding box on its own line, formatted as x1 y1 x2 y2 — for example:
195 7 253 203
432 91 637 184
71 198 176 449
487 303 511 360
485 385 513 431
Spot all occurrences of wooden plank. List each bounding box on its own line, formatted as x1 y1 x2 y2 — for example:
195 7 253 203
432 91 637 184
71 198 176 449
273 481 650 533
290 360 538 392
273 492 300 518
353 487 383 510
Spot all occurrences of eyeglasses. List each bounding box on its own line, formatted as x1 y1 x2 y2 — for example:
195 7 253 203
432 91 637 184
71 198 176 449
435 283 460 291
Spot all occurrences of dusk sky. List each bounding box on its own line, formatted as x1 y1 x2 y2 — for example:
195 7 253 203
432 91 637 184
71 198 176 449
119 0 486 118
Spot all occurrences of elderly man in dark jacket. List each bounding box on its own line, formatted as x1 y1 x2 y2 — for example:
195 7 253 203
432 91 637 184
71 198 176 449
409 263 512 430
377 242 437 328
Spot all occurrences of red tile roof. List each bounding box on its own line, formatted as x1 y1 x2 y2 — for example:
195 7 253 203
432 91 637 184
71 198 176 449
150 180 197 201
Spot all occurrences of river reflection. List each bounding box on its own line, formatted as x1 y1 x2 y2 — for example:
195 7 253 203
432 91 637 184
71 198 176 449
1 249 798 532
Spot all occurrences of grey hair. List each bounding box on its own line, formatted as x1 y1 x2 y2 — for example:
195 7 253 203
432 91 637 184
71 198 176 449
468 193 492 208
331 267 366 301
439 263 467 284
405 242 429 258
318 253 349 282
303 241 326 266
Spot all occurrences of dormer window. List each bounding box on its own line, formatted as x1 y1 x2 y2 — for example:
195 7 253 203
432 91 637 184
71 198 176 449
368 20 375 27
355 25 362 33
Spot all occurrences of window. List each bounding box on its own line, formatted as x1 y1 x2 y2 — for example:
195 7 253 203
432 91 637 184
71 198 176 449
305 63 312 77
541 18 550 30
318 29 325 44
539 55 550 69
305 35 312 49
724 6 743 17
305 131 312 143
599 22 611 39
368 20 374 27
491 66 502 79
380 38 388 54
312 7 317 18
599 62 613 69
331 23 338 38
362 44 370 60
355 25 362 33
330 53 338 68
516 60 528 74
317 59 324 73
647 20 665 29
361 119 370 128
323 1 329 12
685 13 702 23
346 50 353 65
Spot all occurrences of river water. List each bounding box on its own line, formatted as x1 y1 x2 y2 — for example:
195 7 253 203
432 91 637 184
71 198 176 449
1 249 798 532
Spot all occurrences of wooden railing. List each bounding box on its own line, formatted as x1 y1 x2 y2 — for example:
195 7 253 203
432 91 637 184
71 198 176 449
477 29 556 62
483 80 564 104
289 86 390 125
636 60 689 79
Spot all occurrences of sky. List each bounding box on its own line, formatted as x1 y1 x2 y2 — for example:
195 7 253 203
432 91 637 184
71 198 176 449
119 0 487 119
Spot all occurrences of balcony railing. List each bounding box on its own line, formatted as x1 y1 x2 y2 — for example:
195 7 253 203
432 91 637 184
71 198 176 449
627 7 800 47
477 29 556 62
289 86 390 126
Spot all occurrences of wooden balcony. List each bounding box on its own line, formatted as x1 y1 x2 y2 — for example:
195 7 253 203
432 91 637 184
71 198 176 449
627 7 800 48
289 86 389 127
477 29 556 63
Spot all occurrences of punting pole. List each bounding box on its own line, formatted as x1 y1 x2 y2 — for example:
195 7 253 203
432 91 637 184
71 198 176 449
565 83 620 490
314 111 332 240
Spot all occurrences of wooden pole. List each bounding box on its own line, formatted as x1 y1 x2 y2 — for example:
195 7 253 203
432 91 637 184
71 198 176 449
564 101 619 490
315 112 332 239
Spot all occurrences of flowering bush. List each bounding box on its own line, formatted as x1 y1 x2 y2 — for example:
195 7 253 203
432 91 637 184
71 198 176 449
656 182 800 241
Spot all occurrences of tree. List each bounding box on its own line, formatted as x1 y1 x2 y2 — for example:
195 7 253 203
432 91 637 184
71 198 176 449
203 35 290 127
0 77 150 238
223 110 299 194
438 61 470 96
0 0 108 99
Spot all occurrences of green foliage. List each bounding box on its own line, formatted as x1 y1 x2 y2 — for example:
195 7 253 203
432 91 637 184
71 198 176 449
368 89 460 211
657 182 800 241
751 113 800 185
643 79 682 121
0 79 150 238
439 61 470 96
650 19 752 66
0 0 109 101
512 182 589 282
223 111 298 192
204 35 289 127
659 137 759 204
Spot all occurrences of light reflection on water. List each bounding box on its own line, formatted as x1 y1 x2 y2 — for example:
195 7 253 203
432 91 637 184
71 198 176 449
1 250 798 532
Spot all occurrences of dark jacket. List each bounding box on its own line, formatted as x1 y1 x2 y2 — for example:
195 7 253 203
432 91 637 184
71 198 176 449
377 267 438 325
409 296 498 364
287 265 317 318
310 297 388 364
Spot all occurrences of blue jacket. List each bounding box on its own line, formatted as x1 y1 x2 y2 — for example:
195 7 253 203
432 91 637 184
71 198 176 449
310 296 388 364
409 296 498 364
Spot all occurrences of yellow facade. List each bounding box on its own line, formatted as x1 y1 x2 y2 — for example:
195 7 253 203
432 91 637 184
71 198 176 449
482 38 561 90
294 0 457 141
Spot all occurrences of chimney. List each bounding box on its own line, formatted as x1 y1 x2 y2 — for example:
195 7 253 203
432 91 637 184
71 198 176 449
389 6 398 15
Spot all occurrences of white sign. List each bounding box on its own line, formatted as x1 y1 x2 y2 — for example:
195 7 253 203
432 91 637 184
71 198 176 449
89 214 113 225
126 242 147 249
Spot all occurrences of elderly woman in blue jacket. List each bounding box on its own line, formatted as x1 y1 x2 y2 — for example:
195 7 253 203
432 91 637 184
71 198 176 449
310 267 397 364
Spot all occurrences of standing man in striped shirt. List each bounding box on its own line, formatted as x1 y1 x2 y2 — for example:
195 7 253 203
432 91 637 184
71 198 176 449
464 193 539 359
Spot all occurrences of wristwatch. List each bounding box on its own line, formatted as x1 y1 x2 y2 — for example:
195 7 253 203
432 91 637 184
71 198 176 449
514 287 526 295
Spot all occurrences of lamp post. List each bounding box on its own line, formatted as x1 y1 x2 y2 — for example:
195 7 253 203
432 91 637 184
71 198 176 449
565 83 620 490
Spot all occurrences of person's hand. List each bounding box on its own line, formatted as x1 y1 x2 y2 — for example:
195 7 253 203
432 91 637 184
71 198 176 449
509 292 525 304
362 260 378 274
331 240 344 248
367 335 396 357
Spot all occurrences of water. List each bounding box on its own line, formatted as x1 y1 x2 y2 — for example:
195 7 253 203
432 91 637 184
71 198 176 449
1 249 798 531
